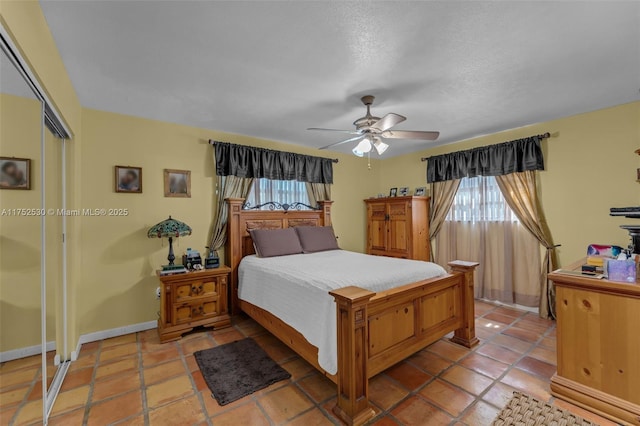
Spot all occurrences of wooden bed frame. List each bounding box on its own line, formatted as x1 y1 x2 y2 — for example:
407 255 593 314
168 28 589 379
225 198 479 425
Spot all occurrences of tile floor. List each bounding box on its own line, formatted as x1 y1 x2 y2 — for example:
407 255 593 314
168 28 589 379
0 301 619 426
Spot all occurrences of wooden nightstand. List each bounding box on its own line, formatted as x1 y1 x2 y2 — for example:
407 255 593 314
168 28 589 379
157 267 231 342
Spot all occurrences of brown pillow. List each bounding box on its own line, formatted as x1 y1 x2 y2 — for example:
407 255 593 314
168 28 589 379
294 226 339 253
249 228 303 258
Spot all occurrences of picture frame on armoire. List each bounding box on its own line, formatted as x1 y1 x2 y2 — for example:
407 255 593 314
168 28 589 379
389 187 397 197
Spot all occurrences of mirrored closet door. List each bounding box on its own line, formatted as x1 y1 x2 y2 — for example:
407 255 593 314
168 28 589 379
1 29 71 423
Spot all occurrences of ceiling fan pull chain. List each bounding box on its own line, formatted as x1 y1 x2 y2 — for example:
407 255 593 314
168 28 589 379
368 151 371 170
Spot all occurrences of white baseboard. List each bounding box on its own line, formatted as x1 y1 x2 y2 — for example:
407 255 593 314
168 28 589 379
71 320 157 360
478 297 539 314
0 340 56 363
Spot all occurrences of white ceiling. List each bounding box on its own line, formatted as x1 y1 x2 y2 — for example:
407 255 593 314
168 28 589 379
39 1 640 157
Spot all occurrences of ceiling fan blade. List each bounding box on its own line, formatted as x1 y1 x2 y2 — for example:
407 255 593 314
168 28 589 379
319 135 365 150
370 113 406 132
381 130 440 140
307 128 360 135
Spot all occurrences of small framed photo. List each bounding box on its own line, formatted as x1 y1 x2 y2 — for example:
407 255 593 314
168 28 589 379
389 187 397 197
0 157 30 190
115 166 142 193
415 187 426 196
399 187 409 196
637 168 640 181
164 169 191 198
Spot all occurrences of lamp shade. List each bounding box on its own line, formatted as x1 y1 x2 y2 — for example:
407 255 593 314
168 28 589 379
352 147 364 157
373 138 389 155
355 138 372 153
147 216 192 239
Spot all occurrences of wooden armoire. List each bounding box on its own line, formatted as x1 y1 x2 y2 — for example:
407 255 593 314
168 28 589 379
364 196 430 261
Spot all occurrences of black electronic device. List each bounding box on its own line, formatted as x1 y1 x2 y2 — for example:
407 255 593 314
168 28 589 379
204 246 220 269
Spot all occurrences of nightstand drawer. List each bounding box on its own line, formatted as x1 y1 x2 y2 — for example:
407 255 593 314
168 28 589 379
173 275 226 302
173 298 219 325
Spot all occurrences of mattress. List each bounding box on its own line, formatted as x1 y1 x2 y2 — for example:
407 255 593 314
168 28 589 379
238 250 447 374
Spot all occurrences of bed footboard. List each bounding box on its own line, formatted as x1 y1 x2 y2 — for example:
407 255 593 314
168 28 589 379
330 261 479 426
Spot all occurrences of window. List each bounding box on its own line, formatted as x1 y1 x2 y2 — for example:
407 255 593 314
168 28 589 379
245 178 310 210
446 176 518 222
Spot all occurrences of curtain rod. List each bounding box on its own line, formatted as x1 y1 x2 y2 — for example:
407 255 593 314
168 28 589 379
208 139 339 163
420 132 551 162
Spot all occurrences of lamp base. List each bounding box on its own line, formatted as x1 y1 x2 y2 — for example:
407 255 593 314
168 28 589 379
167 236 176 265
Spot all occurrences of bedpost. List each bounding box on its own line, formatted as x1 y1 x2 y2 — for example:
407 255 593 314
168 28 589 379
225 198 244 315
448 260 480 348
329 286 376 426
317 200 333 226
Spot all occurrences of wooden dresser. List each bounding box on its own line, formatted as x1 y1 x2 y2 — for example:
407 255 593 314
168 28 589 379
549 260 640 425
157 267 231 342
364 196 430 261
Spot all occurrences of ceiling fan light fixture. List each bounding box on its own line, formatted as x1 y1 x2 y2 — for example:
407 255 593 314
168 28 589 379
373 139 389 155
355 138 372 154
352 147 364 157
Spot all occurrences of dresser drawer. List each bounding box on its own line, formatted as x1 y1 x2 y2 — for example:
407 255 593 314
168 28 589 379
173 275 226 302
173 298 220 325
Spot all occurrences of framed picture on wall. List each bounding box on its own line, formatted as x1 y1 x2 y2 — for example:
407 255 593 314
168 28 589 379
399 187 409 196
415 187 426 196
114 166 142 193
0 157 31 190
389 187 397 197
164 169 191 198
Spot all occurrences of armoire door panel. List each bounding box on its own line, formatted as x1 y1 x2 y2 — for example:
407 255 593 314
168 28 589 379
364 197 430 261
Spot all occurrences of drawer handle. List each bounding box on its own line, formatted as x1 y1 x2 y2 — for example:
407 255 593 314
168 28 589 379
191 285 204 295
192 306 204 316
582 299 591 309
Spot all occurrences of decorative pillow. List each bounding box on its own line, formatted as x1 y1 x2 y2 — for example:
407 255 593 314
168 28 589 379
295 226 339 253
249 228 303 258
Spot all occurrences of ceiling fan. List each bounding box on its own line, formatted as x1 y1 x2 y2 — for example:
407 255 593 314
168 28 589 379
308 95 439 157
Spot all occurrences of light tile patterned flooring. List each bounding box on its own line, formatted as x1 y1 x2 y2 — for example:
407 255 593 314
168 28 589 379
1 301 619 425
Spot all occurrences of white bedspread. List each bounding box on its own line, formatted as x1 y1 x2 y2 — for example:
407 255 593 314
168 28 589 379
238 250 447 374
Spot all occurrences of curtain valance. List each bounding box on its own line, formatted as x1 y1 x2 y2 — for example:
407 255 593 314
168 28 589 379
213 141 334 184
427 136 544 183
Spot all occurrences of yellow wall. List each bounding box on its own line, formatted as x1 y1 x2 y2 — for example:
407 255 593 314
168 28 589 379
379 102 640 266
0 93 64 354
0 94 45 351
77 108 380 334
1 0 83 355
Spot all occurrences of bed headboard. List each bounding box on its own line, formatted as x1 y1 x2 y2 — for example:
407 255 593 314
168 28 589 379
225 197 333 313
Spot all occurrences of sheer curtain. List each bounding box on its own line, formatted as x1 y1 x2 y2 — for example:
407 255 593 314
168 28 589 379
245 178 311 210
435 176 541 307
